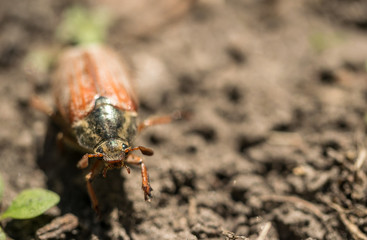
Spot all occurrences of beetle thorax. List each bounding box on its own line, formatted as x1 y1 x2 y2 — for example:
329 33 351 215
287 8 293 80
72 97 138 151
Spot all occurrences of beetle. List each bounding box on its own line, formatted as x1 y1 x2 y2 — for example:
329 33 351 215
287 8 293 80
34 44 182 213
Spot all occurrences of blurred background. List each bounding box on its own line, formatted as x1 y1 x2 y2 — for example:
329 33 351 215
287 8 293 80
0 0 367 239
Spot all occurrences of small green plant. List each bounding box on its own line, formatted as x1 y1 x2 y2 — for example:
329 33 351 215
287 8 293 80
56 5 113 45
0 174 60 240
309 31 345 53
0 174 3 205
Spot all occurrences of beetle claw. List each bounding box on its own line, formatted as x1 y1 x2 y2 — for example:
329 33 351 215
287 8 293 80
125 165 131 174
142 185 153 202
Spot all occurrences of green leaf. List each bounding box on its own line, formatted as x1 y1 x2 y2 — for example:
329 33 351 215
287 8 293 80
56 5 113 45
0 226 6 240
0 173 4 203
0 189 60 220
309 31 345 53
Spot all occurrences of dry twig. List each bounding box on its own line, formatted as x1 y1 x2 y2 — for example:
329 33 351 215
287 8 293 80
222 230 248 240
354 148 366 171
36 214 78 240
322 197 367 240
256 222 272 240
260 195 325 220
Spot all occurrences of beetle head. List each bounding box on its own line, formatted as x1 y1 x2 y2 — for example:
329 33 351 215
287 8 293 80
95 139 130 176
96 139 128 163
95 139 154 176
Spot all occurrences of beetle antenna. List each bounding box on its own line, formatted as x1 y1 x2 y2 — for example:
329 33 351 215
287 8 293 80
124 146 154 156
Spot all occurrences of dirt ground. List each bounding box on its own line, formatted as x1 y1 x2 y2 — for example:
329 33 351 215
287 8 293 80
1 0 367 239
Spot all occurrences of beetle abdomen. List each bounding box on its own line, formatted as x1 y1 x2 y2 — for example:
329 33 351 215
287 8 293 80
53 45 138 124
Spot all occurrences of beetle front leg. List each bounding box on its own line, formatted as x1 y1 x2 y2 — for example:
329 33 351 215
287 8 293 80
77 153 104 169
85 159 102 214
126 154 152 201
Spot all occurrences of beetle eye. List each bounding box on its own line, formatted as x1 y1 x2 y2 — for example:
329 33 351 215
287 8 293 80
96 146 103 153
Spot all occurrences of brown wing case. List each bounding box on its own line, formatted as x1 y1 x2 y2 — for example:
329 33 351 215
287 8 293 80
53 45 138 124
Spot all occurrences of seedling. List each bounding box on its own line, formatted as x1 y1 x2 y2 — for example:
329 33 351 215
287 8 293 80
0 175 60 240
56 5 112 45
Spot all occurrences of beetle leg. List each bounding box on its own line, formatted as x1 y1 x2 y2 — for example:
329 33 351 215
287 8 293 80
30 95 54 117
126 154 152 201
77 153 104 169
31 96 70 130
138 111 189 132
102 166 109 178
85 159 102 214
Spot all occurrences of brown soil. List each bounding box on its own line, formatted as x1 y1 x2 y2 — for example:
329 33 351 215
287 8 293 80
1 0 367 239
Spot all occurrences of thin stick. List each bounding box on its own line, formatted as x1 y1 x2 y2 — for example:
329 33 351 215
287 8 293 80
256 222 271 240
323 198 367 240
260 195 324 220
354 148 367 171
